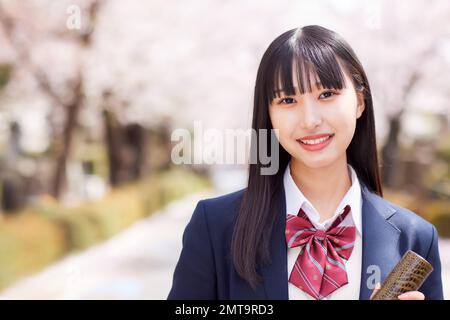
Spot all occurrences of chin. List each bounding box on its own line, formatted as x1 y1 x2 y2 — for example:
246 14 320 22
304 160 335 169
293 154 338 170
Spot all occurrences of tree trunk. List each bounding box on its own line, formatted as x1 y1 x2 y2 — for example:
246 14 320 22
125 123 146 179
381 113 402 188
51 77 83 198
103 108 123 186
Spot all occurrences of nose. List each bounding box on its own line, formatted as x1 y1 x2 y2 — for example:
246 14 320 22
299 100 322 130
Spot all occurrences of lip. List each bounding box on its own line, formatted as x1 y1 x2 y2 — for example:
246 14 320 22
297 133 334 152
299 133 333 140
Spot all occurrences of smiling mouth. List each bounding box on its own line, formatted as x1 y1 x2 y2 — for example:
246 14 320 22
297 133 335 145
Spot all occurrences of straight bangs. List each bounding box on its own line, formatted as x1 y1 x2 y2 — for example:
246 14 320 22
266 36 348 104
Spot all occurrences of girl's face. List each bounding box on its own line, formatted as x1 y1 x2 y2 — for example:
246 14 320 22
269 66 365 170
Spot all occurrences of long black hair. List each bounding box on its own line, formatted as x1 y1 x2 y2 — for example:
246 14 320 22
231 25 383 290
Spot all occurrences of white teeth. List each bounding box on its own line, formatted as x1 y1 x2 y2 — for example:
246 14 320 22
300 135 332 145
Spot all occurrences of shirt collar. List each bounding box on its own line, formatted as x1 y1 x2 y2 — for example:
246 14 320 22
283 161 363 235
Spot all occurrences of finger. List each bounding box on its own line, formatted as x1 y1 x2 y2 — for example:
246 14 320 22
398 291 425 300
370 282 381 300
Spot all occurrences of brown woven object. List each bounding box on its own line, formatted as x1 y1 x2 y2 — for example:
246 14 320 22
371 250 433 300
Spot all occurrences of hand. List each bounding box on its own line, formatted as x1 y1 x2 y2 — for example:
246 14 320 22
370 282 425 300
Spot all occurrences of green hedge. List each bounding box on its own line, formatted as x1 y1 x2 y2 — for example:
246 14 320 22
0 64 12 89
421 200 450 238
384 188 450 238
0 211 67 289
0 168 210 290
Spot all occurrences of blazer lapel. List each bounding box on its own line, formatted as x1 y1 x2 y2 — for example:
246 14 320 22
359 184 401 299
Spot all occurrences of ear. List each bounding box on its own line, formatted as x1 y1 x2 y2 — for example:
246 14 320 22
356 91 365 119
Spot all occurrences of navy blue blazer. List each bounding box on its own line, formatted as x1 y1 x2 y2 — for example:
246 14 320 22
167 182 444 300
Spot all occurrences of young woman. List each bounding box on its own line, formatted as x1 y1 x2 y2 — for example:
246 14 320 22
167 25 443 300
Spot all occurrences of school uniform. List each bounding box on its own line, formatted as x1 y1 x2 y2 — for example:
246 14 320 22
167 164 444 300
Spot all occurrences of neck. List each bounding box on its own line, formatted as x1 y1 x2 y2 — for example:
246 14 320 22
289 156 352 222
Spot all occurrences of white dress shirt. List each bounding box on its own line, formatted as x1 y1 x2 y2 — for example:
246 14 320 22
284 162 363 300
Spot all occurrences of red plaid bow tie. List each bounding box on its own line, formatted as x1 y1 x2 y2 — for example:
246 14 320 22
285 205 356 300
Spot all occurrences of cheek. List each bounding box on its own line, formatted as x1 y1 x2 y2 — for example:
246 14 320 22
269 109 297 145
334 108 357 131
332 101 359 143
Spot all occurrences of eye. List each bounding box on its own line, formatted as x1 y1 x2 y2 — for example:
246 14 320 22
319 91 337 100
278 97 296 105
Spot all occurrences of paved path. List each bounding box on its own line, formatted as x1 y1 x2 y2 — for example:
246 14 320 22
1 190 449 299
0 191 215 299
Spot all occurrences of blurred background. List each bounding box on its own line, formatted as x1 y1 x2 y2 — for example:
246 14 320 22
0 0 449 299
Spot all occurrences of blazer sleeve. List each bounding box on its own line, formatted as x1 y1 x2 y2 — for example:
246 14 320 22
167 200 217 299
420 225 444 300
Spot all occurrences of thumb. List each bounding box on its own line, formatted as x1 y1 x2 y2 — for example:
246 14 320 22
370 282 381 300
